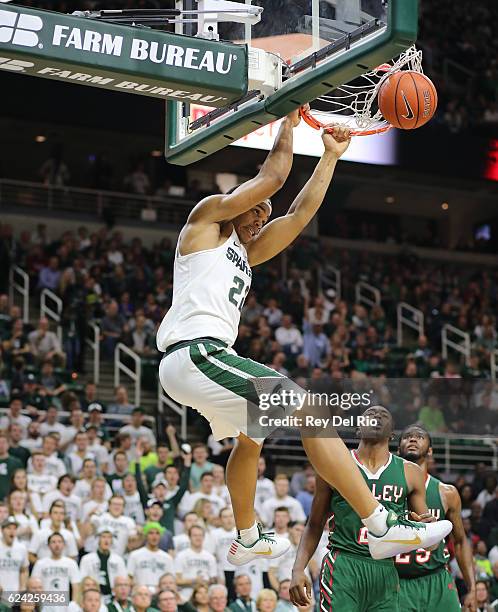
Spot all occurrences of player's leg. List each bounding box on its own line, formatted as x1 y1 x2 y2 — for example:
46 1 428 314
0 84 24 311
225 433 261 529
397 578 421 612
424 571 461 612
320 550 363 612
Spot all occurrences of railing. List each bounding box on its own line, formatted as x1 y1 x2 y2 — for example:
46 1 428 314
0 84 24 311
40 288 63 344
442 324 471 367
318 264 341 301
86 322 101 384
158 380 187 441
397 302 424 346
114 343 141 407
9 265 29 323
264 432 498 474
355 281 381 308
492 350 498 382
0 178 194 225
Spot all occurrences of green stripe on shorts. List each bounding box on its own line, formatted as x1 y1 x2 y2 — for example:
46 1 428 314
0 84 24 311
189 342 280 405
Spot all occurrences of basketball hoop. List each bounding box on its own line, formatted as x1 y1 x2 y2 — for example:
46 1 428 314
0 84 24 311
300 46 423 136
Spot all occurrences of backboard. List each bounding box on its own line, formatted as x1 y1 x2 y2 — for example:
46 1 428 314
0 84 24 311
166 0 418 165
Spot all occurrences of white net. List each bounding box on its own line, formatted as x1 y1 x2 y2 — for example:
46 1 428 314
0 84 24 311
303 46 423 135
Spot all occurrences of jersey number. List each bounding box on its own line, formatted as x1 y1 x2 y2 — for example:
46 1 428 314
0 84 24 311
395 549 432 564
228 276 249 311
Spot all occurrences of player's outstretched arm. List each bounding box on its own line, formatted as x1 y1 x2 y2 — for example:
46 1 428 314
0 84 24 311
404 462 431 518
444 484 477 612
247 126 351 267
187 111 298 225
290 475 331 607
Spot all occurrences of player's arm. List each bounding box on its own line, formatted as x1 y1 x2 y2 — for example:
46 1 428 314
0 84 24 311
444 484 476 612
187 113 298 225
290 475 332 607
247 126 351 267
404 462 431 518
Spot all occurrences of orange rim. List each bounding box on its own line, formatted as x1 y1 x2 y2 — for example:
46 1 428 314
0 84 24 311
299 106 392 136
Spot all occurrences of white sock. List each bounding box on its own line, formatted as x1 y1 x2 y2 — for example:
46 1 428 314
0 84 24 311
237 522 259 545
362 504 389 537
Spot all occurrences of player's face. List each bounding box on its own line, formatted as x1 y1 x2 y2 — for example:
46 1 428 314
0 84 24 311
358 406 393 441
399 428 431 463
233 204 270 244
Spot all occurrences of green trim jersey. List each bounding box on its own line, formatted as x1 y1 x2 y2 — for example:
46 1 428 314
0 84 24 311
395 475 450 577
328 451 408 557
157 228 251 351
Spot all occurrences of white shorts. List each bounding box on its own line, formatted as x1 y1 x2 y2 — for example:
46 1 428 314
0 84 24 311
159 338 290 444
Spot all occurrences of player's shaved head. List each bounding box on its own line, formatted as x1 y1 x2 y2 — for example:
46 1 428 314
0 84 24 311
398 425 432 463
357 405 394 441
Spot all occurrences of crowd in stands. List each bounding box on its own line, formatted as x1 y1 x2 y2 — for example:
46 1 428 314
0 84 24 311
0 222 497 436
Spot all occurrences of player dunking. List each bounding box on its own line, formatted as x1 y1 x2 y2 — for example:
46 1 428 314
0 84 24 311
289 406 436 612
397 425 477 612
157 109 451 565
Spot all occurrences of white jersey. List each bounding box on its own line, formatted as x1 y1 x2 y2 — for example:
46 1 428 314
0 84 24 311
29 526 79 560
127 547 174 591
174 548 217 600
89 512 137 556
212 527 237 572
157 228 251 350
0 540 29 592
31 555 80 596
79 551 127 588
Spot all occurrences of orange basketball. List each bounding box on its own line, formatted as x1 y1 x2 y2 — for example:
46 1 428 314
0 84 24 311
378 71 438 130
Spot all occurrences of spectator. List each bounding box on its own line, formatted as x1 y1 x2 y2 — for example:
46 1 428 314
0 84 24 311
208 585 229 612
130 585 159 612
68 431 97 476
0 398 31 437
174 525 217 601
27 452 57 514
124 163 151 195
144 501 174 554
0 433 23 501
89 495 138 557
8 422 31 467
106 451 131 493
81 382 106 413
79 588 103 612
275 315 303 358
477 474 498 510
29 501 79 562
179 472 225 518
212 508 237 598
255 457 275 508
259 475 306 527
295 473 315 518
0 516 29 592
31 532 81 605
475 579 497 612
418 395 447 433
108 386 135 417
255 590 277 612
157 590 181 612
121 469 147 524
144 429 180 487
79 527 127 605
8 489 38 544
20 421 42 452
128 522 175 593
229 575 256 612
107 576 133 612
190 444 215 491
101 301 127 359
38 257 61 292
275 580 296 612
189 584 209 612
28 318 65 366
119 407 156 447
42 475 81 524
40 405 67 439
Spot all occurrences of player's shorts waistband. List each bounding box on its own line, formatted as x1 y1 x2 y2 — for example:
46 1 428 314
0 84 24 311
398 567 448 580
162 337 228 358
328 548 395 566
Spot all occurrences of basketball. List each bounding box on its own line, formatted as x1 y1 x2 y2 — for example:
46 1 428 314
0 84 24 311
378 70 438 130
